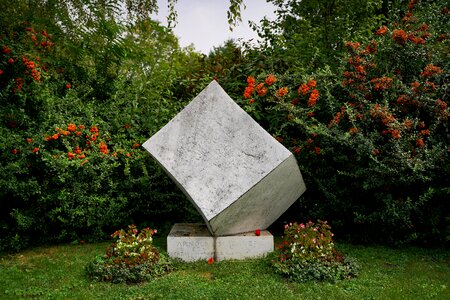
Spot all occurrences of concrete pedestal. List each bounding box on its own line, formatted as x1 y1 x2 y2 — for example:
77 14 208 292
167 223 274 262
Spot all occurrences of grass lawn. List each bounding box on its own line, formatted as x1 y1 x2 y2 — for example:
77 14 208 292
0 238 449 299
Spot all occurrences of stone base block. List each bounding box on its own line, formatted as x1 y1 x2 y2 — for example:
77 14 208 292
167 223 274 262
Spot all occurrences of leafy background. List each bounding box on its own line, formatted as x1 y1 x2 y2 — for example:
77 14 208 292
0 0 448 251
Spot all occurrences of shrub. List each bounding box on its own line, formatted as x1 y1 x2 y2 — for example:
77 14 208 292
240 0 449 245
272 221 358 283
0 21 201 251
86 224 173 284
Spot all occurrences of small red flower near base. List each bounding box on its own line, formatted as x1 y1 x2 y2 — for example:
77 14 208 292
255 229 261 236
207 257 214 265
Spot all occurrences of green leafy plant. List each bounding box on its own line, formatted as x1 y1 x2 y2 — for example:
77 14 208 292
86 224 173 283
272 220 358 282
240 0 449 245
0 18 201 251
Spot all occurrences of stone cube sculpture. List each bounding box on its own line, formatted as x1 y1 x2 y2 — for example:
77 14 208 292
143 80 306 236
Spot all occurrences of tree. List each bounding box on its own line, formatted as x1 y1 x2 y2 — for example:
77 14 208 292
251 0 385 72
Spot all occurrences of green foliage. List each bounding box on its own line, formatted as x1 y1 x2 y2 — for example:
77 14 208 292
252 0 385 72
86 225 173 283
240 0 449 245
0 3 202 251
1 0 448 250
272 221 359 282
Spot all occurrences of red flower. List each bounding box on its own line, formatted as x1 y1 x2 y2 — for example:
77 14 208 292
314 147 321 155
67 152 75 160
328 112 341 127
416 139 425 148
8 58 15 64
32 147 39 153
420 64 443 78
52 133 59 140
67 123 76 132
265 74 277 86
392 29 408 45
74 146 82 155
373 149 380 156
292 146 301 154
408 0 417 10
246 76 255 85
397 94 409 105
248 98 255 105
132 143 140 149
15 78 24 92
371 77 393 91
408 34 425 45
298 83 309 96
349 127 358 134
403 119 413 129
435 99 447 111
376 26 387 36
2 46 11 54
420 129 430 136
31 69 40 81
355 65 365 75
243 85 254 99
26 138 33 143
207 257 214 265
0 69 3 76
255 229 261 236
391 130 401 139
66 83 71 89
307 89 319 107
411 81 420 93
90 126 99 133
344 41 361 50
99 142 109 154
257 86 268 97
11 149 19 155
276 87 289 97
307 79 317 88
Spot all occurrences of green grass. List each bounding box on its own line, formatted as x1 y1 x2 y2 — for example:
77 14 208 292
0 239 449 299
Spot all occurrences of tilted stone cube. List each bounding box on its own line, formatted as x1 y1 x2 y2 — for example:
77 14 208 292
143 81 306 236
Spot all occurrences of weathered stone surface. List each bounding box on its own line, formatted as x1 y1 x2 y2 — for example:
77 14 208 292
167 223 273 261
143 80 306 236
167 223 214 262
215 231 273 261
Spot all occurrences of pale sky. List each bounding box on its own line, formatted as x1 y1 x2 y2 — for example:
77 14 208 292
152 0 276 54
